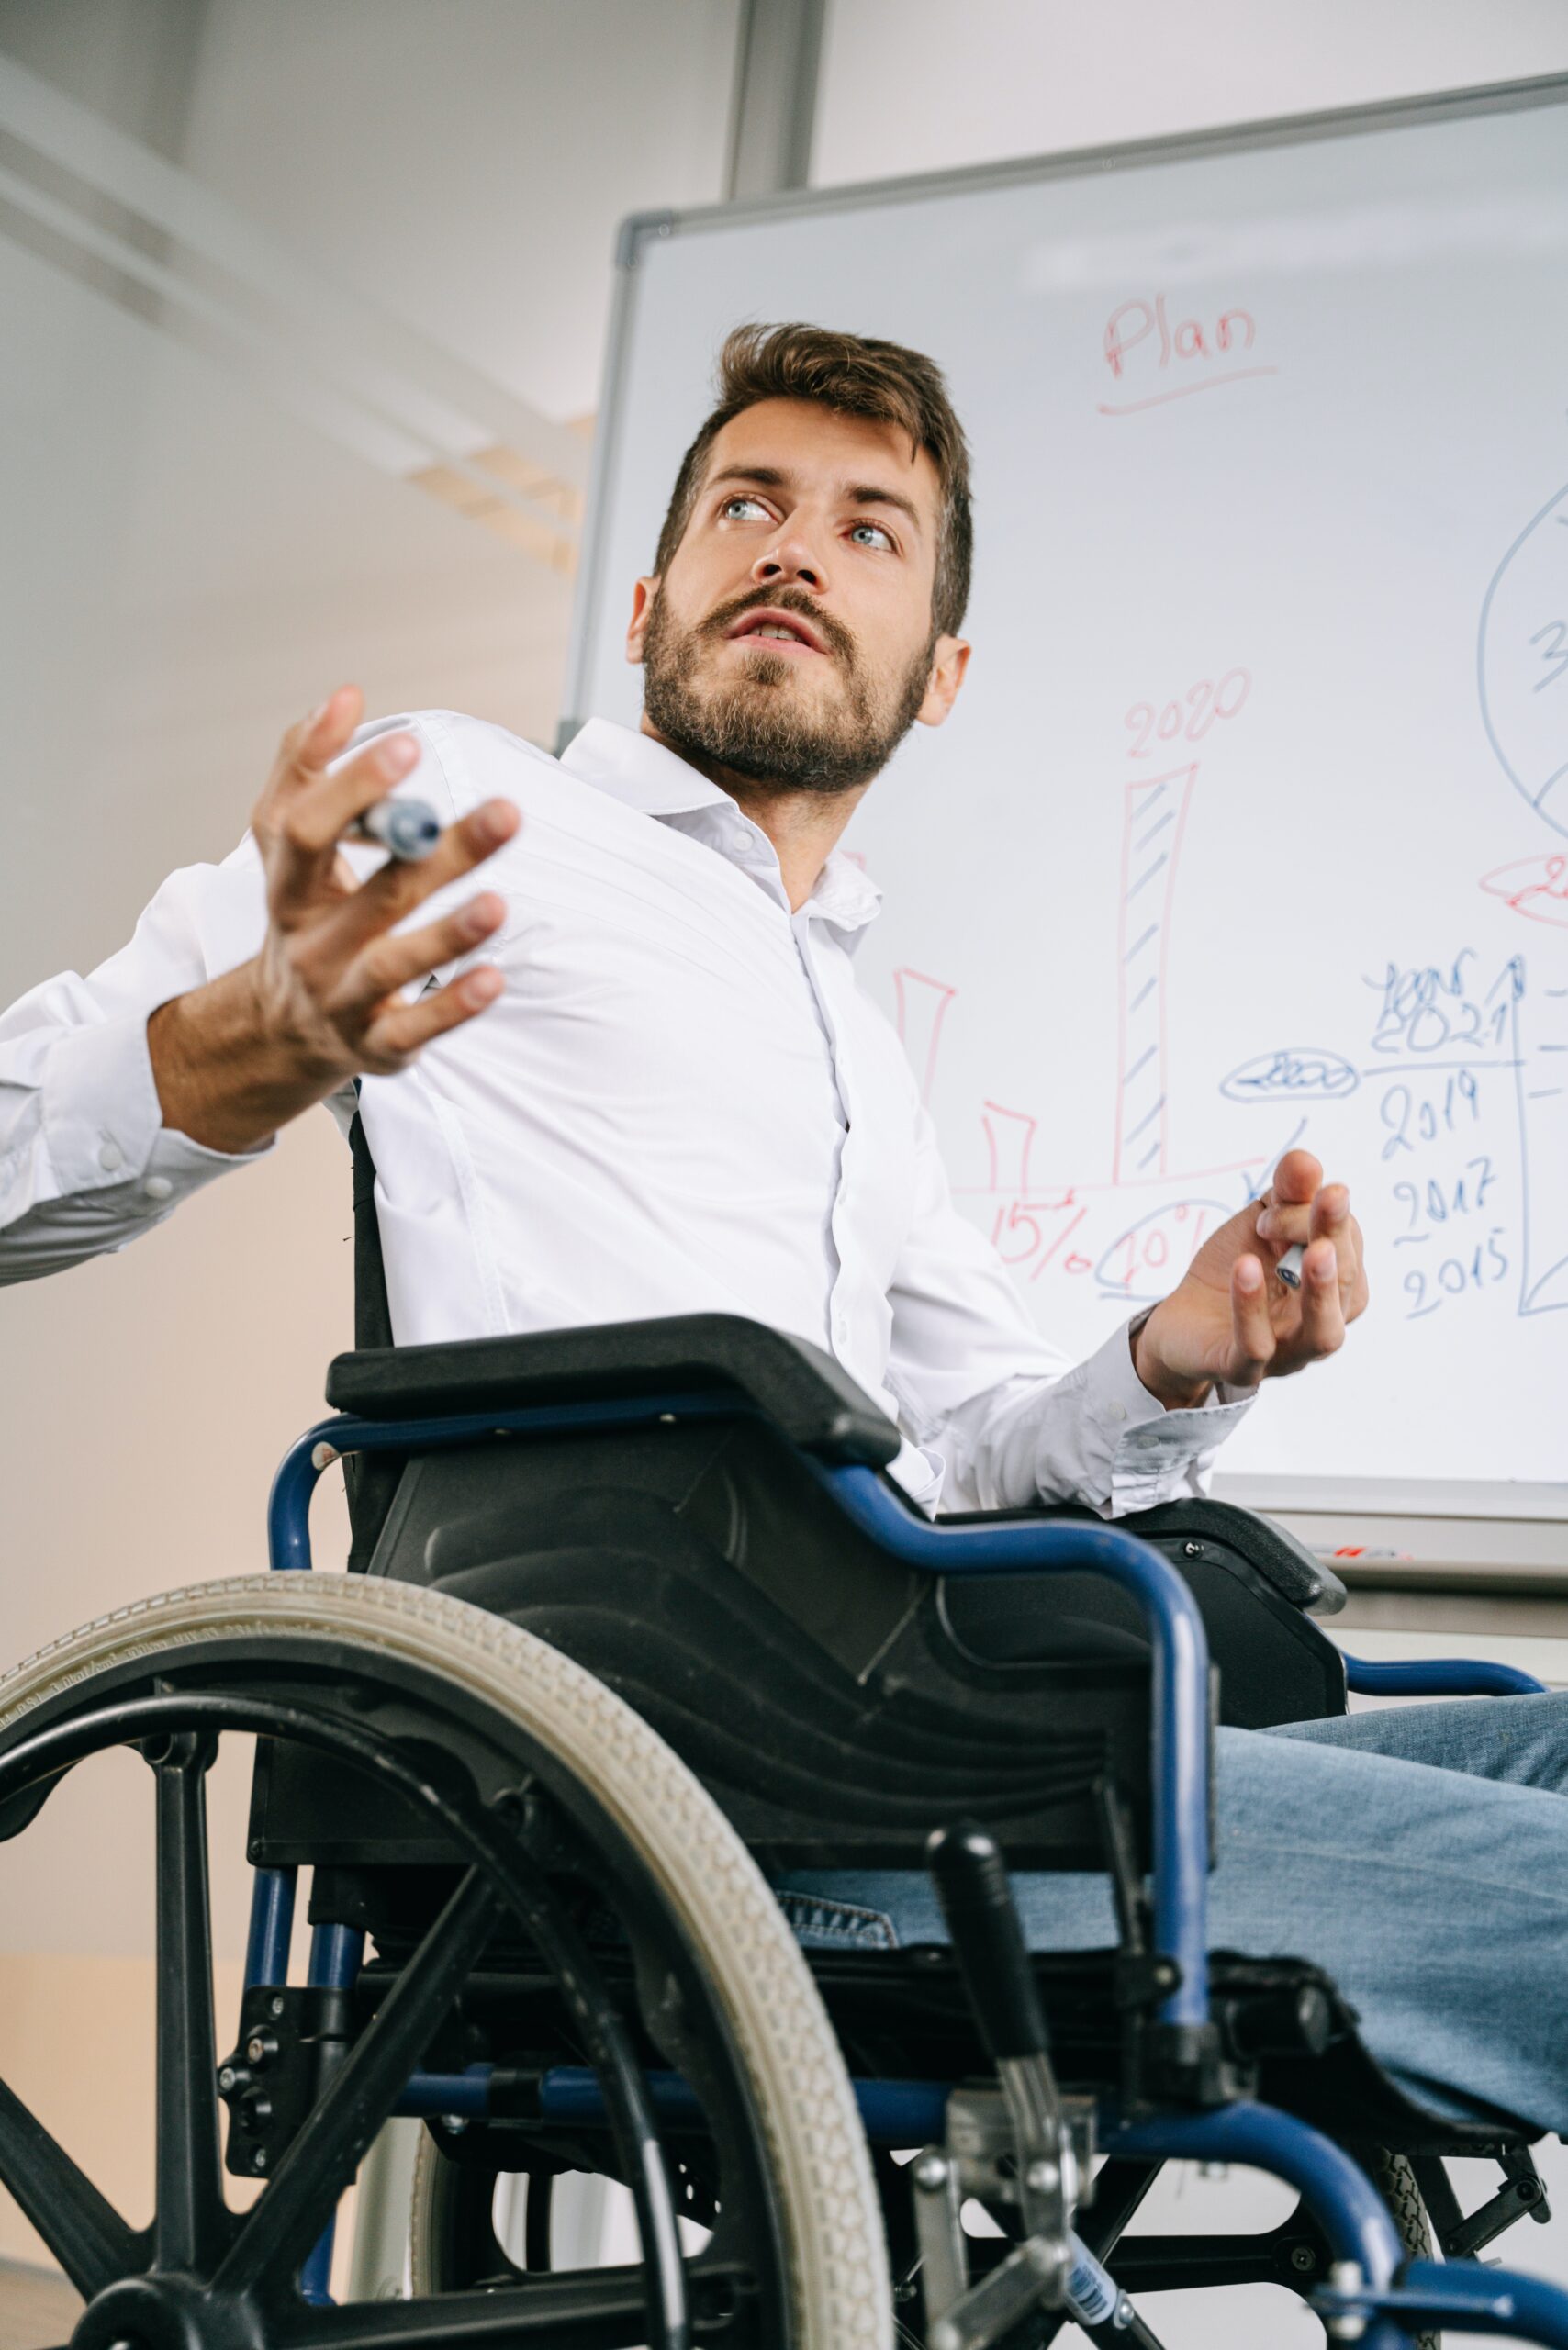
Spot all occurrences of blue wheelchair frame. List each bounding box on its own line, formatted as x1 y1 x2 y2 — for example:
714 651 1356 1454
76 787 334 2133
256 1393 1568 2346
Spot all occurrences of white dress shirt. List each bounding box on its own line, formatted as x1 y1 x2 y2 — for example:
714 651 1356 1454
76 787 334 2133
0 712 1253 1511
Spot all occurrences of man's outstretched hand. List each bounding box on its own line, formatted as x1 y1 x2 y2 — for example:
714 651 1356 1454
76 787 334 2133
1131 1147 1369 1409
149 687 521 1154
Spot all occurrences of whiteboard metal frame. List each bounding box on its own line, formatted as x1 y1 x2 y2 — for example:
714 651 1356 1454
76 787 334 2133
1215 1476 1568 1525
564 69 1568 1529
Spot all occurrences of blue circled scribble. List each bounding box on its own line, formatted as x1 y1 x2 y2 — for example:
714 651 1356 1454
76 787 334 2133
1219 1047 1359 1103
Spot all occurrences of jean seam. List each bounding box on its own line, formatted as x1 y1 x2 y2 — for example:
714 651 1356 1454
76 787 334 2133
1221 1834 1568 1908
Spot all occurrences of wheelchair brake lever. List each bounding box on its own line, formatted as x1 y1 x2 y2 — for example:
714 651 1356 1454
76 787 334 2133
927 1818 1051 2066
926 1822 1078 2306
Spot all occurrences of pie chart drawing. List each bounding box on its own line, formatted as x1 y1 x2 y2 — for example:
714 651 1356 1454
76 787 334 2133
1478 480 1568 840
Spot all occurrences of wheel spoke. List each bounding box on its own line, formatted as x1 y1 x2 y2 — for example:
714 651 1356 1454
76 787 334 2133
523 2168 553 2271
152 1735 230 2272
0 2075 141 2298
218 1867 498 2300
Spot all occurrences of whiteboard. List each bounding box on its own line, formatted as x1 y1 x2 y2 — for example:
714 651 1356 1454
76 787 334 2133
566 79 1568 1510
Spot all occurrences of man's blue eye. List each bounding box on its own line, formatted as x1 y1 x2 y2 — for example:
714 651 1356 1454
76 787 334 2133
850 521 893 551
722 496 767 520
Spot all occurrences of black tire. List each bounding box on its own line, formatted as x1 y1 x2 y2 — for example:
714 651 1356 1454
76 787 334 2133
0 1573 894 2348
1360 2147 1438 2350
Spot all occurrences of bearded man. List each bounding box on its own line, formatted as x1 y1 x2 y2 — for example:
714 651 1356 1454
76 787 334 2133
3 323 1564 2137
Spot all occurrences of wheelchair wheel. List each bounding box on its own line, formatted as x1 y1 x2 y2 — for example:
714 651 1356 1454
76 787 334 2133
406 2121 697 2288
0 1573 892 2348
1361 2148 1439 2350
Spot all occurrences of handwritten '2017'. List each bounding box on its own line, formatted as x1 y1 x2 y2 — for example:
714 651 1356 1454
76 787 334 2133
1126 670 1249 758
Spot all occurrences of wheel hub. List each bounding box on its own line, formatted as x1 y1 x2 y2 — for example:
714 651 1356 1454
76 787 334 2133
71 2273 263 2350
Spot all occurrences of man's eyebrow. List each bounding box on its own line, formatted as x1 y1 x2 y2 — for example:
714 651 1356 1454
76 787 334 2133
844 481 924 535
707 464 790 494
705 464 924 536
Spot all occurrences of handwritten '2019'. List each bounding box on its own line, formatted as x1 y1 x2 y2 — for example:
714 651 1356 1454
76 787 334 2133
1126 670 1249 757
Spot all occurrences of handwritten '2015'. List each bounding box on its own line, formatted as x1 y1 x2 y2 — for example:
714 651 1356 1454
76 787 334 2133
1126 670 1249 758
1404 1233 1509 1319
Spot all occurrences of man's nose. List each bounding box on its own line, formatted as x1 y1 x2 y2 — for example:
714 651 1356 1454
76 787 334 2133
750 528 828 593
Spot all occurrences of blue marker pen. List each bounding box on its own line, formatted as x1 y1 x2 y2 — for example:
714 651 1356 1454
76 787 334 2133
348 799 441 860
1276 1243 1305 1289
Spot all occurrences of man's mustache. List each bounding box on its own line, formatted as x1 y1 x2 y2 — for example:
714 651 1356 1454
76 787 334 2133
698 585 856 668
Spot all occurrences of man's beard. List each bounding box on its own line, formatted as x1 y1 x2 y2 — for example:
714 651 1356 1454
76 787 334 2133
641 584 935 797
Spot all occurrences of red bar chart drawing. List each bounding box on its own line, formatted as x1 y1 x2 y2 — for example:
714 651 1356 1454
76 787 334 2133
1113 765 1197 1183
893 968 958 1107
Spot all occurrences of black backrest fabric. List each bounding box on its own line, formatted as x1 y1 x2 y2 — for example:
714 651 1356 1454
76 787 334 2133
350 1107 394 1352
342 1108 401 1572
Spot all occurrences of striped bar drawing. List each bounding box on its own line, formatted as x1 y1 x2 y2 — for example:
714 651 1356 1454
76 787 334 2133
1113 765 1197 1185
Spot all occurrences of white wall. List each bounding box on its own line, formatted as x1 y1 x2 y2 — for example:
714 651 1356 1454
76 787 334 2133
178 0 738 423
814 0 1568 185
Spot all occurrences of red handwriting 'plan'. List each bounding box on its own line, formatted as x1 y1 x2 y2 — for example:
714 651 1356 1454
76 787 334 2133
1100 293 1279 416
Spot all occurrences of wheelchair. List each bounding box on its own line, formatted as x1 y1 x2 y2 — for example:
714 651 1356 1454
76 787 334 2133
3 1118 1567 2350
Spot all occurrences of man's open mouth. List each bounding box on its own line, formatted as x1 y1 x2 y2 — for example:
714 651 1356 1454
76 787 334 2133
725 608 828 657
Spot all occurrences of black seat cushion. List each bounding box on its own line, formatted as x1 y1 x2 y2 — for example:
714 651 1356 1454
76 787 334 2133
326 1312 900 1468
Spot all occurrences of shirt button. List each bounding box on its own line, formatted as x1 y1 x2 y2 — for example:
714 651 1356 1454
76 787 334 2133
1108 1400 1128 1423
143 1174 174 1203
98 1141 123 1172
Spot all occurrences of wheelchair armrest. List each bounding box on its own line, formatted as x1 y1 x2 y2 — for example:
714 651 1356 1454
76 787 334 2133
324 1311 902 1469
1343 1655 1548 1698
948 1496 1347 1617
1116 1499 1348 1617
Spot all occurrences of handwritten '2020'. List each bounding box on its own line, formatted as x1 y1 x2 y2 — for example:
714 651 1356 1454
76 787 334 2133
1100 295 1277 416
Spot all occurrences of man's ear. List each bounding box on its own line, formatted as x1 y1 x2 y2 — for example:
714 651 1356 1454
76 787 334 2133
916 634 971 729
626 576 659 666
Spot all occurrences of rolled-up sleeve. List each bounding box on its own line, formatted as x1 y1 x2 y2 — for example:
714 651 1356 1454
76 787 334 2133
886 1106 1253 1517
0 850 273 1282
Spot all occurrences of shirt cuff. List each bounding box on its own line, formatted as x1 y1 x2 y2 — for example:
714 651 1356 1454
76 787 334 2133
887 1434 946 1517
41 1006 272 1203
1078 1315 1255 1516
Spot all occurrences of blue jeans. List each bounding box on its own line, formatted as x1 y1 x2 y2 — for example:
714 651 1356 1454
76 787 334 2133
774 1693 1568 2133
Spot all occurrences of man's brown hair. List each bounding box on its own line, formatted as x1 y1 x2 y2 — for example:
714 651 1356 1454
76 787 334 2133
654 322 973 640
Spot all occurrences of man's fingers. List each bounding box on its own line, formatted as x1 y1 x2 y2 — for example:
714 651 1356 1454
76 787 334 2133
293 685 364 772
1295 1239 1348 1357
1269 1147 1323 1207
322 797 521 948
1310 1184 1369 1318
1257 1179 1350 1248
329 893 507 1020
359 964 505 1067
1227 1254 1277 1379
265 686 364 804
1305 1184 1357 1283
271 730 423 873
1253 1199 1309 1248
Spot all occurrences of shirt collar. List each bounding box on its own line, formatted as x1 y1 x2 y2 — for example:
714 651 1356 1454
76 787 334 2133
561 717 883 946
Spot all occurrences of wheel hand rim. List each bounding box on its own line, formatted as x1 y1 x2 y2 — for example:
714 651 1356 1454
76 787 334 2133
0 1690 690 2349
